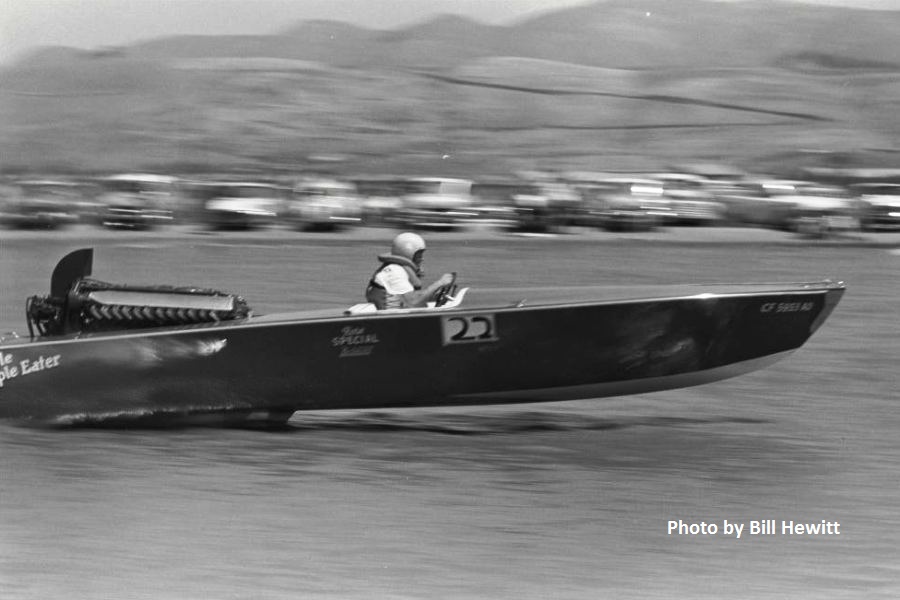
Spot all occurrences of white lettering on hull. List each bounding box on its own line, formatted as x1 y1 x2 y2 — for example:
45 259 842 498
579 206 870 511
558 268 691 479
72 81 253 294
0 351 61 388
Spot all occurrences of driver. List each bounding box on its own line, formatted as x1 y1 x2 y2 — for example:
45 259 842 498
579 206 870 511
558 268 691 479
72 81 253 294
366 232 455 309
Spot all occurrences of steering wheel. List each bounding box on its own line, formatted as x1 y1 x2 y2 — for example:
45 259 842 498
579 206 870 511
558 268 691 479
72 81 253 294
433 272 458 307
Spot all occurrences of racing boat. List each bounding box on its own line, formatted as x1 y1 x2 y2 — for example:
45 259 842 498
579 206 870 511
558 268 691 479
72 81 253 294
0 249 844 427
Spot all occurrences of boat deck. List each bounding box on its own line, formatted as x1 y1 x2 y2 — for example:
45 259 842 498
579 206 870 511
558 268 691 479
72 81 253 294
1 281 843 349
249 280 845 324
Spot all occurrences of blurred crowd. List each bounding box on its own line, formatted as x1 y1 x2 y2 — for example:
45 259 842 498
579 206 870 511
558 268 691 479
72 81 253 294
1 166 899 238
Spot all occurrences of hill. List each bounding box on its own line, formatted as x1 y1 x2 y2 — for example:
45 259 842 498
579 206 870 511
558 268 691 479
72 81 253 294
1 0 899 176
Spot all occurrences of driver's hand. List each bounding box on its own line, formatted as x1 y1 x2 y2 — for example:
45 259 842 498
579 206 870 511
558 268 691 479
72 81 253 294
437 273 455 287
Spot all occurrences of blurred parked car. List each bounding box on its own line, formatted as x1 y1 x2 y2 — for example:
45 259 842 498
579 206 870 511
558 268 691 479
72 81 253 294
473 177 574 233
525 180 582 232
786 188 861 238
720 180 859 235
285 178 362 231
98 174 176 230
395 177 478 230
652 173 725 226
472 177 548 231
195 182 283 230
851 183 900 231
470 178 532 232
578 177 672 231
0 179 81 229
505 182 581 233
352 176 408 226
716 179 810 229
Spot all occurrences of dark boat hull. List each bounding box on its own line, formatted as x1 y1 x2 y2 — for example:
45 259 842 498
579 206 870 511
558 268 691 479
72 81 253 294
0 282 844 426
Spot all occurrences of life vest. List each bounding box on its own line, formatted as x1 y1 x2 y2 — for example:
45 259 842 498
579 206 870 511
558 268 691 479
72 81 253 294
365 253 422 309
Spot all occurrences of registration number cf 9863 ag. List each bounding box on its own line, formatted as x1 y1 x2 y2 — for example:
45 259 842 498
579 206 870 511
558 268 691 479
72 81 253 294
760 301 815 314
441 314 498 345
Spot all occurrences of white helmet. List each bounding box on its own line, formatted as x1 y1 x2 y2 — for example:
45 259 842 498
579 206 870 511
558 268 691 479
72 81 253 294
391 232 426 262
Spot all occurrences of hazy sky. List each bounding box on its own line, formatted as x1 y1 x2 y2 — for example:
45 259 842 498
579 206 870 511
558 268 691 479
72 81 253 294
3 0 900 65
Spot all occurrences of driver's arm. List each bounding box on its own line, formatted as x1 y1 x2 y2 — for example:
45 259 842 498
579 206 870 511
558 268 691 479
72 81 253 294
401 273 455 308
